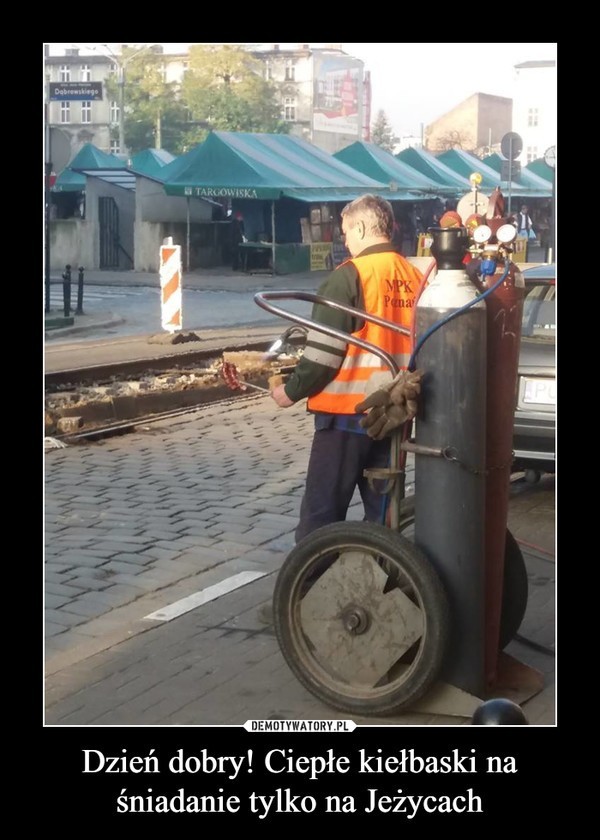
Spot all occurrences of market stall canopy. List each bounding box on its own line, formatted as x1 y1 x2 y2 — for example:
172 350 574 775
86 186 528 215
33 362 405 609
333 141 455 198
526 158 555 182
436 148 528 195
51 168 86 193
395 147 471 191
482 153 552 196
69 143 136 190
128 148 177 180
160 130 391 201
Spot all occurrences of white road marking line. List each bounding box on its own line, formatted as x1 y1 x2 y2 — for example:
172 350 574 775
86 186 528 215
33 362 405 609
143 570 268 622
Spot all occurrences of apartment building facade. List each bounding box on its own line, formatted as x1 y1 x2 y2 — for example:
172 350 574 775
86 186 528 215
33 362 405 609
511 60 556 164
44 43 369 165
45 45 555 170
250 44 369 153
45 48 120 157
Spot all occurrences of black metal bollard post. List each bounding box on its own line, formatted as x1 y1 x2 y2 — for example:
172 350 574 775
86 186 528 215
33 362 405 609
62 264 72 317
76 266 85 315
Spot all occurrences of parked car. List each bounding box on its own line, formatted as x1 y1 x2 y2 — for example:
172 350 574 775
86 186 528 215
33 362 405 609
512 263 556 477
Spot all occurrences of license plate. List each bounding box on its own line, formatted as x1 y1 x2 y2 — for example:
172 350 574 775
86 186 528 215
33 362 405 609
521 377 556 406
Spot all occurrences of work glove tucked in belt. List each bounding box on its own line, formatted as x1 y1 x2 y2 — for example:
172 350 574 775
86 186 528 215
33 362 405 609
354 369 424 440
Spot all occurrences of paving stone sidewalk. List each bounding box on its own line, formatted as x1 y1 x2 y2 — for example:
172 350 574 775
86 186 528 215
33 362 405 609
44 393 555 726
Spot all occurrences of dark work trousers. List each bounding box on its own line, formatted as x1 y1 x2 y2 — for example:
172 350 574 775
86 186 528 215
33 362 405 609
295 427 392 543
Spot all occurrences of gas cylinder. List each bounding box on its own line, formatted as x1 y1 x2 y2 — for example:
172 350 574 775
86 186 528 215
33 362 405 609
480 259 525 686
414 226 488 698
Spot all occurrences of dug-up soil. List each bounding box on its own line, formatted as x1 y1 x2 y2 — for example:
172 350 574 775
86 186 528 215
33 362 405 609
44 351 295 437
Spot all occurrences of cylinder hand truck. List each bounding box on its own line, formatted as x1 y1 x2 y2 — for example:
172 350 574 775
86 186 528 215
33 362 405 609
254 278 531 718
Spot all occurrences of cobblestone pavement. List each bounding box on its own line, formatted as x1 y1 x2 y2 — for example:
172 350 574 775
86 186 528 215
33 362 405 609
44 393 555 726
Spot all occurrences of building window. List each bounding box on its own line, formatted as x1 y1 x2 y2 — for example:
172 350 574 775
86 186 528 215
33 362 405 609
110 139 120 155
110 100 120 123
526 146 538 163
80 64 91 81
284 97 296 121
60 102 70 123
527 108 539 127
59 65 70 82
81 101 92 123
285 60 295 81
264 60 272 81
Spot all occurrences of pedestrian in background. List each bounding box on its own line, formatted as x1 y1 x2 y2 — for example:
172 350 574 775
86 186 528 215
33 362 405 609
270 194 423 543
230 211 245 271
514 204 536 241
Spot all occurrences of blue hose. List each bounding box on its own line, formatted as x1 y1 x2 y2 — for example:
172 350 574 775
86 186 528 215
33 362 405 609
379 262 511 525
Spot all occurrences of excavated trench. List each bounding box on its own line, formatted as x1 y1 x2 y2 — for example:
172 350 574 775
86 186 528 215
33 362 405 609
44 351 297 438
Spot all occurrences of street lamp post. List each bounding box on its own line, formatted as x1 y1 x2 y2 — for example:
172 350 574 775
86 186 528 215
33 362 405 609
100 44 157 154
118 65 125 154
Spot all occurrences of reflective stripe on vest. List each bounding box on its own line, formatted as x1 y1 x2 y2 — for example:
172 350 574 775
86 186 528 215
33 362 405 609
307 251 420 415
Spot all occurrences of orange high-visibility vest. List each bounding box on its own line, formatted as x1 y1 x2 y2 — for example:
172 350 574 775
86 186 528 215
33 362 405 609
307 251 421 415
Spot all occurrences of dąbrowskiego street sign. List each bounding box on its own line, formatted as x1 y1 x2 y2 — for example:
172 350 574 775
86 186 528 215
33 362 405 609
49 82 103 101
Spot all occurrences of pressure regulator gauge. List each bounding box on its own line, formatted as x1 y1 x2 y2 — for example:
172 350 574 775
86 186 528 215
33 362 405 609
472 224 492 244
496 224 517 244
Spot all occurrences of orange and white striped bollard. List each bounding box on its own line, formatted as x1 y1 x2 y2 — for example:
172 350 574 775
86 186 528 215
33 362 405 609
159 236 182 333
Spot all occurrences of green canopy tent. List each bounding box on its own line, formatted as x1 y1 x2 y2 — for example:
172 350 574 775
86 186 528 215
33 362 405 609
161 130 389 199
161 130 397 272
395 147 471 191
51 168 86 193
526 158 555 182
64 145 178 191
482 153 552 195
69 143 137 190
436 148 544 203
333 141 457 198
128 148 177 180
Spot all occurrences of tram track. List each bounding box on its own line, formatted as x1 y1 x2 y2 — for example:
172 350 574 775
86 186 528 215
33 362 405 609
48 389 262 443
44 338 273 389
44 340 294 443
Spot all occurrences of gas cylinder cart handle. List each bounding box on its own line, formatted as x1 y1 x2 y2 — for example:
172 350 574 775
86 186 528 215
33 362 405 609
254 290 410 377
254 290 412 529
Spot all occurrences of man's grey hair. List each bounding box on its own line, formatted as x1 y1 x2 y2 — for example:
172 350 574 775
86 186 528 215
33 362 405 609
341 194 394 239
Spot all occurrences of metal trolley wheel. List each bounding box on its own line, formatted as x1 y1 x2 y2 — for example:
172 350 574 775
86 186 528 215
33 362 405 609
273 521 450 716
396 496 528 650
